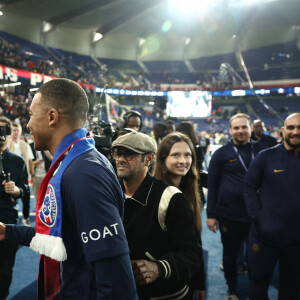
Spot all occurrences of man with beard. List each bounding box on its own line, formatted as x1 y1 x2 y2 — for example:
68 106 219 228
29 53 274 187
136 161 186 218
244 113 300 300
207 113 266 300
111 131 202 299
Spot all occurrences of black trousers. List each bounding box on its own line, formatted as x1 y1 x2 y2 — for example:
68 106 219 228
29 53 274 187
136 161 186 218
0 239 18 299
218 218 250 294
248 230 300 300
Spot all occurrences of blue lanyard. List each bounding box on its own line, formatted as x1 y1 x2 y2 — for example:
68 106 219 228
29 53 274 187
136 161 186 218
232 143 254 172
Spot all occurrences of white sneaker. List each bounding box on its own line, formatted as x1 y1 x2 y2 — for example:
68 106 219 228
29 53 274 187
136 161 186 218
22 218 31 227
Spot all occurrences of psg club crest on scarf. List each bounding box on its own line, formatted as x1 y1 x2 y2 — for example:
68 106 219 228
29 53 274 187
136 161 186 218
39 184 57 227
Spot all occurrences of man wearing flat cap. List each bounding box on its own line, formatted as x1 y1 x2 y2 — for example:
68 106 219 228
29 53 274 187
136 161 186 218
111 132 203 300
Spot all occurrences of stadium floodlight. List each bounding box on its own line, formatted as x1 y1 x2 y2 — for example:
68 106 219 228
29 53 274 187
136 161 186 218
137 38 146 47
42 21 52 33
93 32 103 43
185 37 191 45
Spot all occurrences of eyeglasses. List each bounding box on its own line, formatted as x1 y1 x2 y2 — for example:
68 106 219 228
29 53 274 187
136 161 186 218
111 150 139 161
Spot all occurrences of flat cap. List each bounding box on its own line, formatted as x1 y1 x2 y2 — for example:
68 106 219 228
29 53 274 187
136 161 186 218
111 131 157 154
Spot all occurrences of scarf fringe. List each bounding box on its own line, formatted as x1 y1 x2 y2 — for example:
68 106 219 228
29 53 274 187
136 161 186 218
30 233 67 262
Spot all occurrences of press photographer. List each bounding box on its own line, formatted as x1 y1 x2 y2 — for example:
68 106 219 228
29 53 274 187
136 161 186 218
0 116 28 300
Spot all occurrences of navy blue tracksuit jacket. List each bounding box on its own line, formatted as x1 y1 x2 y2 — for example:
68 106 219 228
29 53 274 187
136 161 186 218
244 143 300 249
207 140 266 222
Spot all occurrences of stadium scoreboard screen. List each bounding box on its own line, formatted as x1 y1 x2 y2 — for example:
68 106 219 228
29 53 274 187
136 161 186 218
166 90 212 118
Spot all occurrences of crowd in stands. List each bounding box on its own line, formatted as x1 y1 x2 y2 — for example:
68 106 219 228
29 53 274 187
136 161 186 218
0 39 22 69
0 89 31 134
0 35 108 87
2 30 300 93
1 30 300 144
0 33 137 89
1 38 57 76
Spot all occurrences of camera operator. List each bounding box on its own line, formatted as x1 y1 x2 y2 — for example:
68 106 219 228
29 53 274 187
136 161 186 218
118 110 143 132
89 103 142 162
0 116 28 300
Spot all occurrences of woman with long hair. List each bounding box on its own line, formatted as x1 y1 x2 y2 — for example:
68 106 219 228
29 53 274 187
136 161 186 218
176 121 203 172
153 132 205 300
176 121 208 207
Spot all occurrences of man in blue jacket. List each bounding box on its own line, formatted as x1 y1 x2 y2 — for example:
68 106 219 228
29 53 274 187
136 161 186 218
0 78 137 300
244 113 300 300
207 113 266 300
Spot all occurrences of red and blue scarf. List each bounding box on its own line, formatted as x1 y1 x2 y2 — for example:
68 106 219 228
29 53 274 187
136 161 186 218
30 128 95 299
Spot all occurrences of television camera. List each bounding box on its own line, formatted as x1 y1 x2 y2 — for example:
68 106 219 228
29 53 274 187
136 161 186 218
90 103 115 155
89 86 115 158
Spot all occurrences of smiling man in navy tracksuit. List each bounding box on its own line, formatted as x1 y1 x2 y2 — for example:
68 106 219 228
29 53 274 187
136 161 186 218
207 113 266 300
244 113 300 300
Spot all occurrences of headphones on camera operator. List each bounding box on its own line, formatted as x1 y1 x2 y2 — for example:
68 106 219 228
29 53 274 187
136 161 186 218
118 110 143 132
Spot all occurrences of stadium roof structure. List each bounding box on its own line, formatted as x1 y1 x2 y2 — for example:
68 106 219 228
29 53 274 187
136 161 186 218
0 0 300 60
